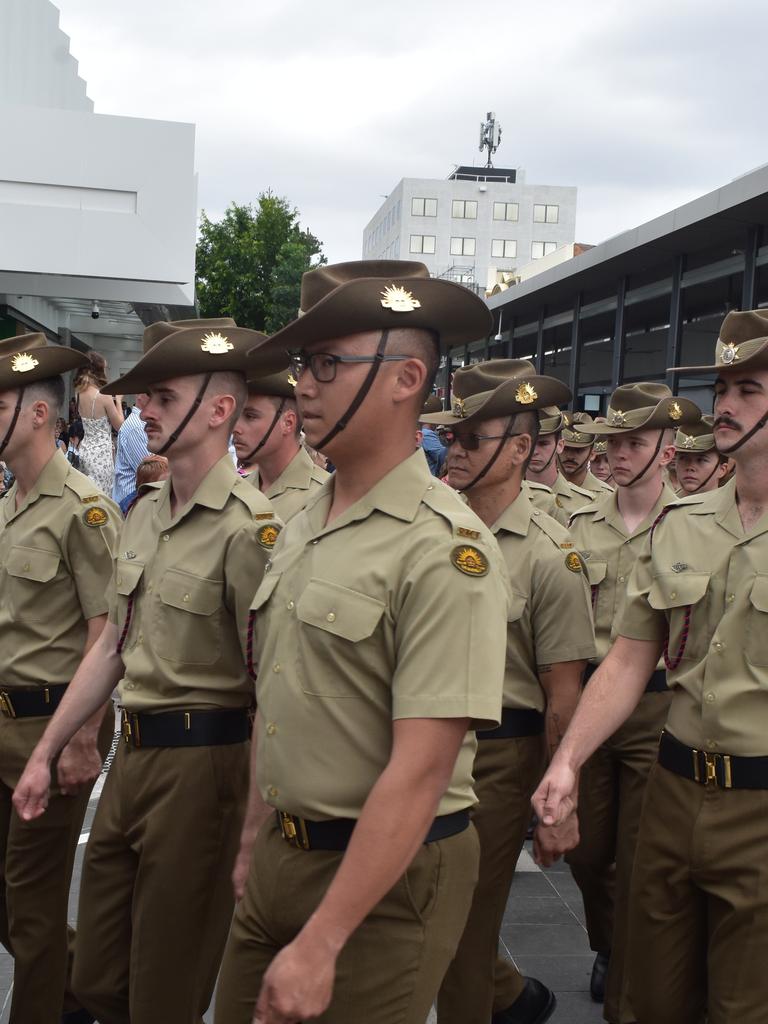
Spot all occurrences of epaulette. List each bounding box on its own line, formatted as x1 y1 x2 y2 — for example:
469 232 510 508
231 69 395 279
568 481 594 500
422 479 490 542
525 480 554 495
64 470 108 504
531 509 572 549
231 476 281 522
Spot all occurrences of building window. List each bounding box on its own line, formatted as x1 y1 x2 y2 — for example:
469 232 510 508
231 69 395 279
491 239 517 259
493 202 519 221
451 199 477 219
531 241 557 259
533 203 559 224
450 236 476 257
410 234 436 254
411 197 437 217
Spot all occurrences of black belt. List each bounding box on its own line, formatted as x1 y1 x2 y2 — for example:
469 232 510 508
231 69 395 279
120 707 250 748
584 664 668 693
0 683 68 719
276 808 470 851
658 730 768 790
479 707 544 740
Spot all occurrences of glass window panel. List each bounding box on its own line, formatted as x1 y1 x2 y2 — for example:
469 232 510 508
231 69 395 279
424 198 437 216
533 204 546 223
505 240 517 258
452 200 464 218
411 197 424 216
493 202 505 220
450 237 463 256
410 234 423 253
464 237 476 256
532 241 544 259
422 235 436 254
491 239 504 258
546 204 559 223
466 201 477 219
507 203 519 221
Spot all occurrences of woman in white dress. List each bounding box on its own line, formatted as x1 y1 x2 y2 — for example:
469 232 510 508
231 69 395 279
73 351 124 493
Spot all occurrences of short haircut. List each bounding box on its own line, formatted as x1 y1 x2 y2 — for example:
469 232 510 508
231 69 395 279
207 371 248 431
136 454 169 488
386 328 440 405
510 410 540 473
23 376 65 421
267 395 301 438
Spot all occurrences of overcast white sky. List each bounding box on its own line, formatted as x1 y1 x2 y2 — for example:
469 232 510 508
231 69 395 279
56 0 768 264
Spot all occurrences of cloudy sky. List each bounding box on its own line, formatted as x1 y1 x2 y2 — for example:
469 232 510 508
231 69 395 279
56 0 768 264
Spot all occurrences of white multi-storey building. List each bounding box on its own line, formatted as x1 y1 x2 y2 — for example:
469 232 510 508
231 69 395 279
362 166 577 293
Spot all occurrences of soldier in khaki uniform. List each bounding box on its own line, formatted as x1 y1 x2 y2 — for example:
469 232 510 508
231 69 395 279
14 322 286 1023
565 383 699 1021
0 333 118 1024
560 412 614 496
213 261 510 1024
674 415 730 496
533 310 768 1024
232 367 329 521
526 406 594 524
421 360 596 1024
590 439 614 487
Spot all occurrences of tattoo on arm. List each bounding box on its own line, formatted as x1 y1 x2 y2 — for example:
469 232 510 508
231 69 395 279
538 664 553 674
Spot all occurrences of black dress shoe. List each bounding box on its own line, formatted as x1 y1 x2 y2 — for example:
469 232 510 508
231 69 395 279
492 977 557 1024
590 950 610 1003
61 1010 95 1024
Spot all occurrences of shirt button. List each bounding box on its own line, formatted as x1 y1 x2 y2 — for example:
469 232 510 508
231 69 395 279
286 600 295 610
137 633 144 644
705 692 716 703
727 593 735 603
147 583 153 593
617 575 625 583
162 534 170 542
22 562 30 572
326 612 336 623
312 539 319 545
273 663 281 673
706 740 717 751
117 575 123 585
266 722 277 736
532 510 540 516
670 591 677 600
713 641 724 652
267 785 279 798
265 562 272 573
124 681 136 690
183 594 190 603
427 484 434 490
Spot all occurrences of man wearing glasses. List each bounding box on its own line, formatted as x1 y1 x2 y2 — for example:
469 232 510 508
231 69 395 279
422 360 595 1024
214 261 511 1024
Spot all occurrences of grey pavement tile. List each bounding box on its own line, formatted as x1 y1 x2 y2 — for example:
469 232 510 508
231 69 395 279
549 990 606 1023
513 953 596 993
508 871 561 898
500 923 592 956
502 896 583 927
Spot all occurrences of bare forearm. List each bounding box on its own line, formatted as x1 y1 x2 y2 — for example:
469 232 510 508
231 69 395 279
34 626 123 764
299 720 467 953
556 637 662 773
240 713 273 843
539 660 585 762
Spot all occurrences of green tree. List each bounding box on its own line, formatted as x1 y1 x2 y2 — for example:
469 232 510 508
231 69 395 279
195 193 325 331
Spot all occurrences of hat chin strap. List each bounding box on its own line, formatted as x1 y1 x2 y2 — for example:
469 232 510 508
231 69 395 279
624 429 666 488
716 409 768 455
534 438 559 476
460 419 516 494
557 448 591 480
682 457 721 495
156 373 212 457
0 387 26 458
314 330 390 452
242 399 286 466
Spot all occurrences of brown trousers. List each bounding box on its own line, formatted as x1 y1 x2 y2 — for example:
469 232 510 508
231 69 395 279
436 734 545 1023
0 710 112 1024
72 739 249 1024
566 690 671 1023
628 762 768 1024
214 817 480 1024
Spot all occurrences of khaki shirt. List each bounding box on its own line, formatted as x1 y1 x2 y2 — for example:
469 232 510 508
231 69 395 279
493 490 595 711
523 480 563 524
581 469 614 496
570 484 676 664
0 451 119 688
249 451 509 820
620 479 768 757
249 446 329 523
109 455 281 711
551 473 594 520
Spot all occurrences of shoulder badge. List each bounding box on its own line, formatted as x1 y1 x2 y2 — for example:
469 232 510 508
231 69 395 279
451 545 489 577
560 541 574 549
565 551 584 574
456 526 481 540
257 523 281 549
255 512 275 521
81 494 101 504
83 507 109 528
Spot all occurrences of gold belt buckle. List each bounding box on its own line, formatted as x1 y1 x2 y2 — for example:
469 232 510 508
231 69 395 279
121 710 142 748
278 812 310 850
693 749 733 789
0 691 16 719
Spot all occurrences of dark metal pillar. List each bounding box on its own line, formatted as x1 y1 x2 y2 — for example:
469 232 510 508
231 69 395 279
505 317 515 359
665 255 685 393
568 293 582 405
610 277 628 389
742 225 761 310
443 353 453 408
535 310 545 373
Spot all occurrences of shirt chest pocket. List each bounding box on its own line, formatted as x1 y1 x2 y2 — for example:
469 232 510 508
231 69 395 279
5 546 64 621
295 578 386 697
153 568 223 665
648 572 710 664
745 575 768 668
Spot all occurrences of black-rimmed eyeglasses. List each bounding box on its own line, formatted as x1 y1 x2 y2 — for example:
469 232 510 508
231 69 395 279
290 351 409 383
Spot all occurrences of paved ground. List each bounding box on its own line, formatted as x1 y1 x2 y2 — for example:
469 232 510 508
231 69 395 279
0 739 604 1024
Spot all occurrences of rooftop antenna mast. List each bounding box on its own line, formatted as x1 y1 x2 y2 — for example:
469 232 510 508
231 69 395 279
479 111 502 169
